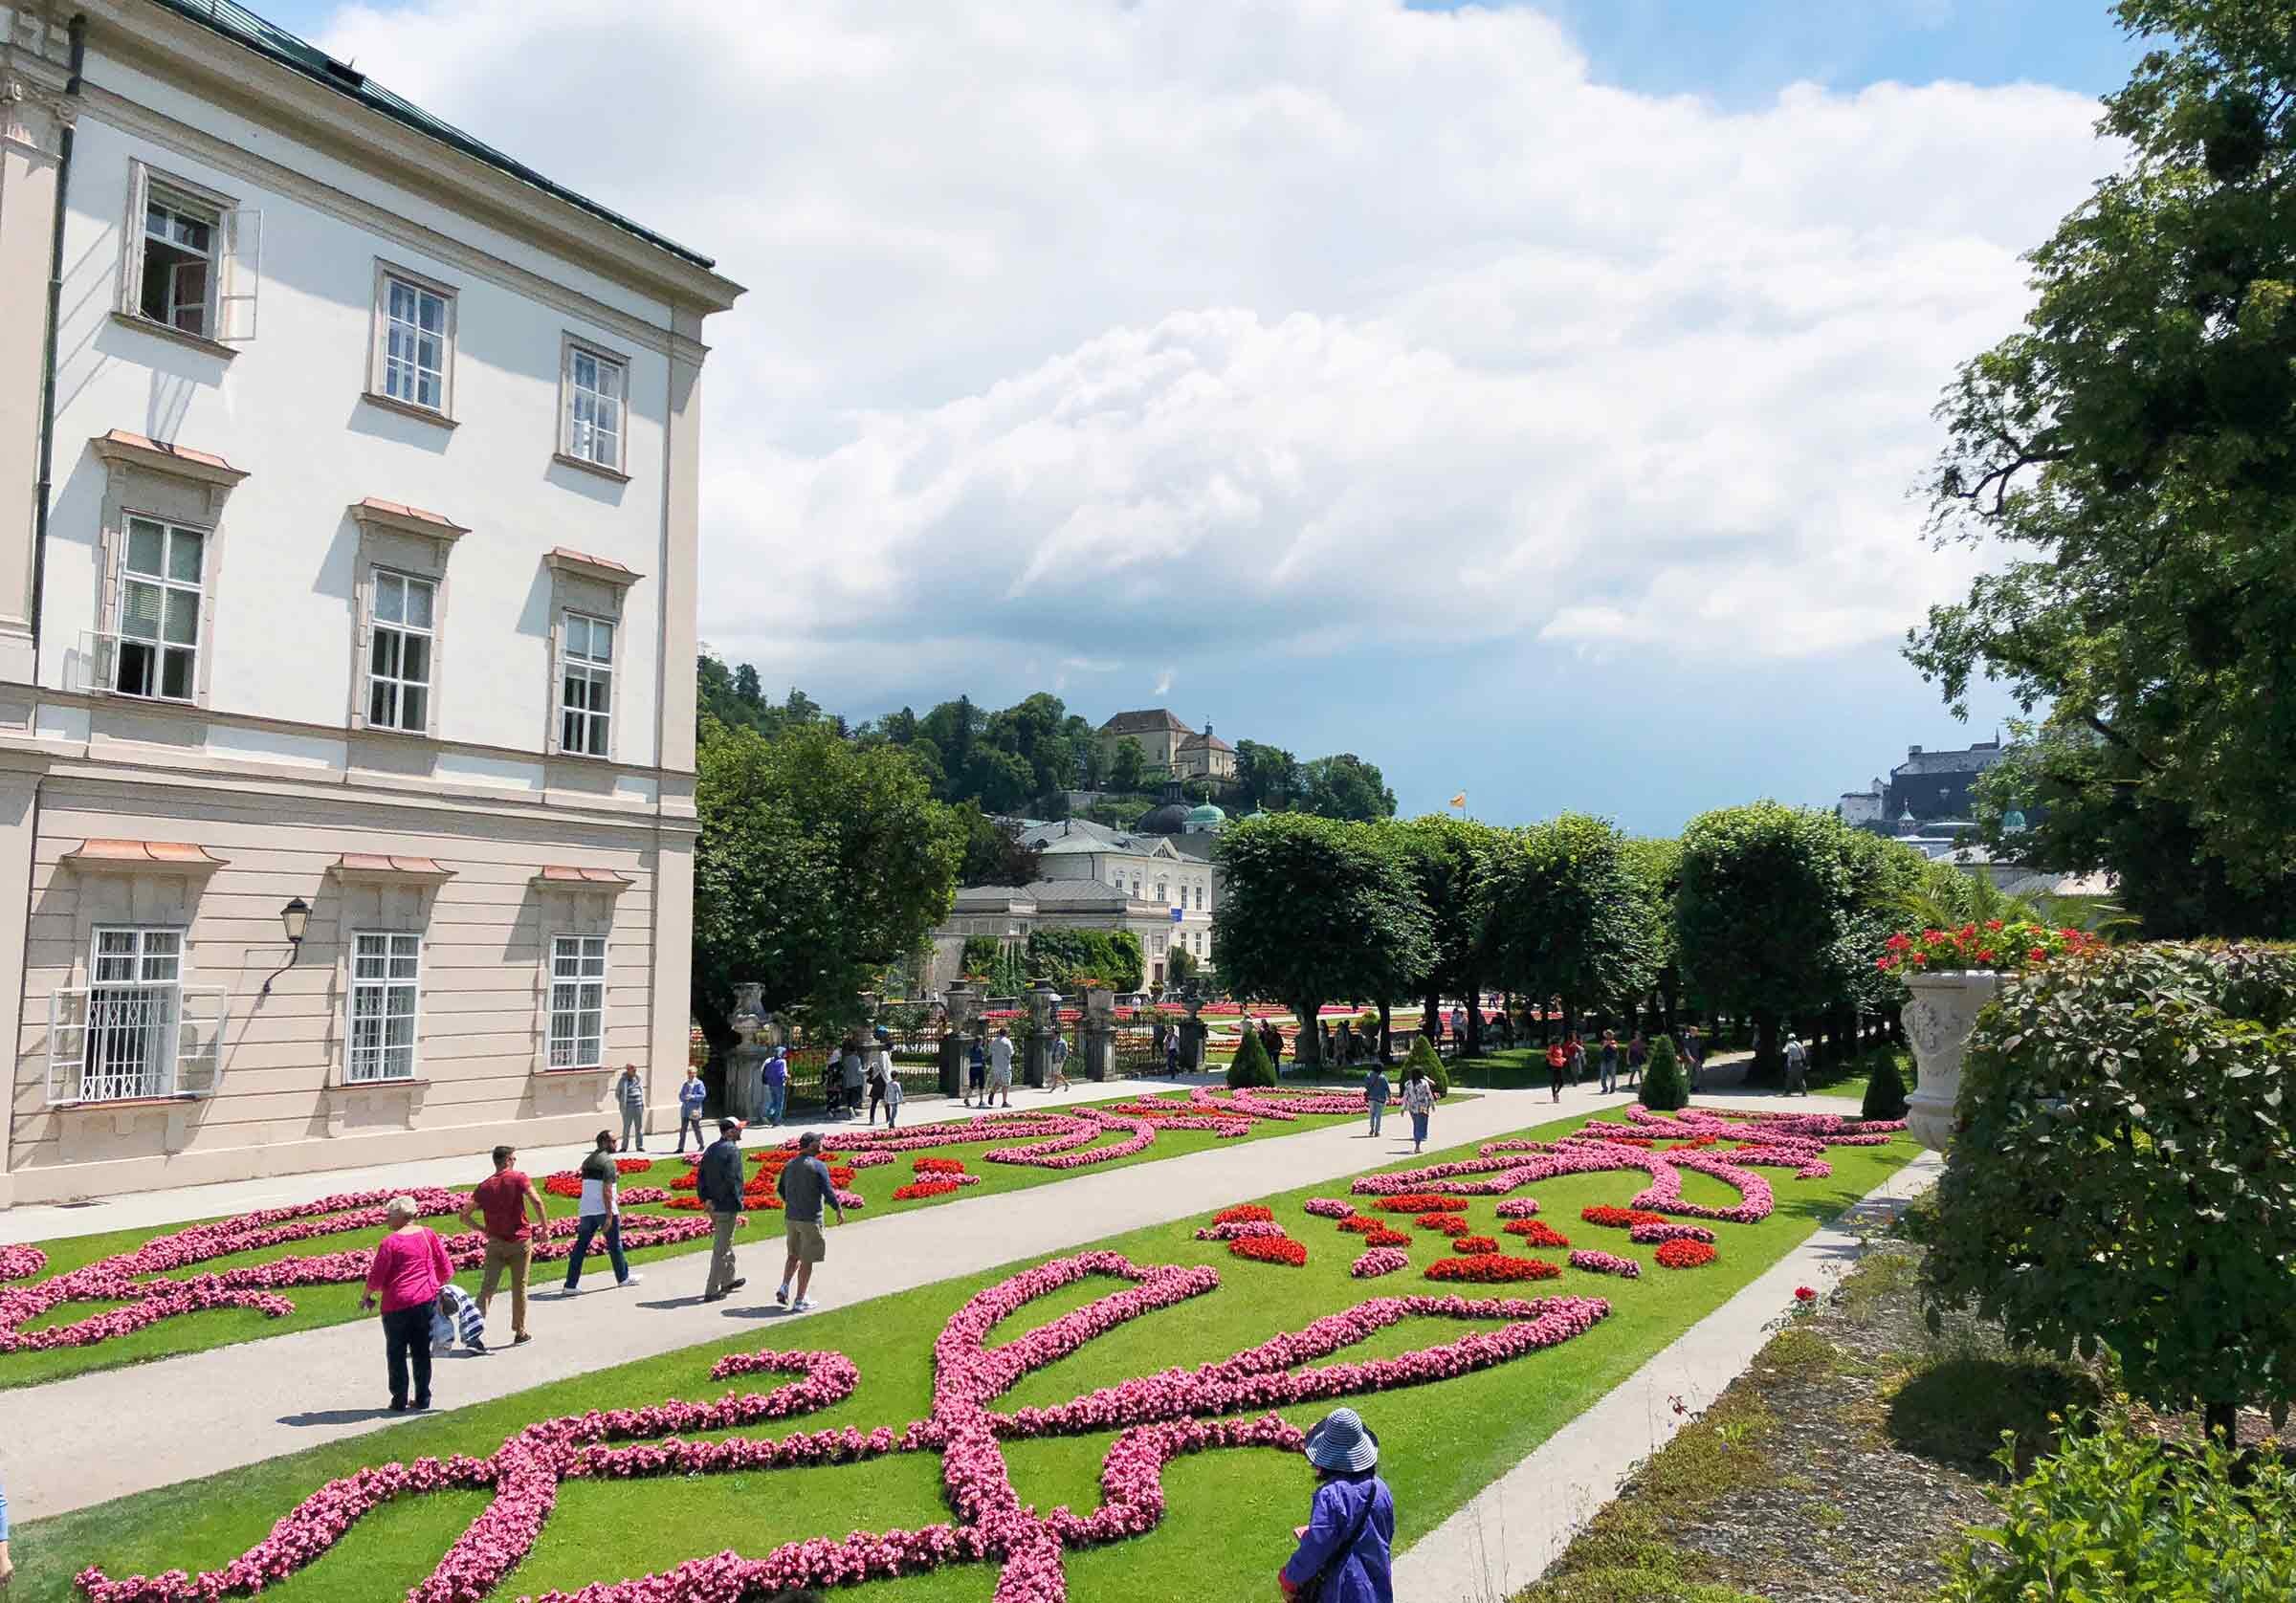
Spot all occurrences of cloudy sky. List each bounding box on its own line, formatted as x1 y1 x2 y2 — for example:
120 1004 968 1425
286 0 2141 831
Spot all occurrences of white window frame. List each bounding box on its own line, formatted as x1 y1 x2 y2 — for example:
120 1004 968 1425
346 932 422 1084
364 569 437 735
367 262 457 421
119 162 258 348
556 610 615 758
547 933 608 1068
76 926 182 1101
558 334 629 476
108 514 209 704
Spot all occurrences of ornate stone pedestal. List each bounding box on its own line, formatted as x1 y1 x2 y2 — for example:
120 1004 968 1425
1901 971 2000 1152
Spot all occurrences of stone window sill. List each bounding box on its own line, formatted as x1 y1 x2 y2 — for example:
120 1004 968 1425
361 391 458 430
55 1092 204 1111
536 1064 614 1075
109 311 238 362
551 450 631 484
338 1076 430 1091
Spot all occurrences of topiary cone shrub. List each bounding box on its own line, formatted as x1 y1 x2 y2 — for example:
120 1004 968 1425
1225 1023 1275 1089
1922 941 2296 1446
1641 1035 1688 1110
1403 1033 1448 1097
1861 1050 1911 1121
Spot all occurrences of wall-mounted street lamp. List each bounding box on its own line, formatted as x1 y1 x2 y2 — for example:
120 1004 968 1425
260 895 313 997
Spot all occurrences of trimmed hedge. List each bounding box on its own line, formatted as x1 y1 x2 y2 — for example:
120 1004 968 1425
1225 1024 1275 1088
1861 1050 1910 1121
1403 1033 1448 1097
1641 1034 1688 1110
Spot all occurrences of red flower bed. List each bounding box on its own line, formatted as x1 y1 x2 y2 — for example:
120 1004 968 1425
1362 1225 1411 1247
1654 1239 1717 1269
1377 1195 1468 1214
541 1173 583 1198
1336 1216 1385 1235
1424 1253 1561 1284
1452 1236 1499 1254
668 1171 699 1191
913 1157 968 1175
1504 1219 1572 1249
1416 1215 1471 1236
1581 1206 1668 1230
614 1156 654 1175
1228 1235 1307 1267
893 1178 967 1201
1211 1203 1274 1226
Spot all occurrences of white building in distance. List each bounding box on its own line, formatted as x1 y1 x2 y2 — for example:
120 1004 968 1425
0 0 741 1204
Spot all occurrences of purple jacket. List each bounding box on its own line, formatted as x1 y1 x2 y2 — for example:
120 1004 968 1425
1279 1472 1394 1603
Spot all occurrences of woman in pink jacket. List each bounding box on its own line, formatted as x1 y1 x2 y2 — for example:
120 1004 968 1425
361 1196 453 1413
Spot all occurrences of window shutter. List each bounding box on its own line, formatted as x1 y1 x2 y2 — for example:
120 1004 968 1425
545 609 564 754
176 986 227 1095
219 209 261 341
47 987 88 1104
120 165 150 317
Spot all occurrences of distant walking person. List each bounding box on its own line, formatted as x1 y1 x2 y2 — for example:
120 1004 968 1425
1627 1032 1647 1088
697 1117 748 1303
1262 1021 1284 1076
1783 1033 1810 1096
561 1131 642 1294
1362 1062 1390 1137
775 1131 848 1312
1567 1036 1586 1086
866 1046 890 1126
882 1070 904 1127
676 1065 708 1152
460 1144 543 1347
361 1196 452 1413
839 1038 867 1121
1278 1407 1396 1603
1401 1066 1436 1153
966 1037 987 1107
1598 1031 1619 1095
1546 1040 1568 1103
987 1027 1016 1109
1683 1026 1705 1092
616 1065 647 1153
762 1046 788 1127
1048 1032 1071 1093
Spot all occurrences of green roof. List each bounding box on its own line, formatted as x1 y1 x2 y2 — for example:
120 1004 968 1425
155 0 718 271
1186 802 1225 823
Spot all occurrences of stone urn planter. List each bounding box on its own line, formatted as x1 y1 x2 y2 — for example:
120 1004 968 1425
1900 970 2000 1152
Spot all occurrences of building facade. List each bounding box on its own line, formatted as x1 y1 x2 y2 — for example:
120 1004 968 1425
1836 739 2014 851
0 0 740 1204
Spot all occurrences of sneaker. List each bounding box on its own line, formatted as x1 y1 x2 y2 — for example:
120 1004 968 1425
469 1342 490 1354
791 1297 816 1311
617 1273 644 1289
702 1291 725 1304
774 1284 790 1306
727 1278 747 1294
411 1398 431 1412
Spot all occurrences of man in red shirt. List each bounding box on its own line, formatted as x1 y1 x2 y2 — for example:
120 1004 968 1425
460 1145 545 1345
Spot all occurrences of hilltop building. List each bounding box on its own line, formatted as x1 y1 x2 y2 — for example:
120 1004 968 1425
1095 708 1238 784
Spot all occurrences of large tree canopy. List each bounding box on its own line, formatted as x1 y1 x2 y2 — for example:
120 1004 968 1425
1910 0 2296 892
1213 812 1431 1065
1386 815 1500 1052
1297 753 1399 822
692 717 963 1042
1482 813 1661 1030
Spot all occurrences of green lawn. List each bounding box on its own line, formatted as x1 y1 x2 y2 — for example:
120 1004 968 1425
10 1110 1918 1603
0 1088 1375 1390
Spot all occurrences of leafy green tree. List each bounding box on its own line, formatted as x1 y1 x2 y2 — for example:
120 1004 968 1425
1387 815 1499 1055
1640 1034 1687 1110
1910 0 2296 891
1483 813 1661 1041
1109 736 1147 793
962 744 1037 815
1675 802 1859 1080
1234 739 1300 810
1969 728 2296 937
1214 813 1433 1068
955 805 1043 888
1226 1021 1276 1088
1298 753 1398 822
692 717 963 1059
1167 944 1199 991
1923 942 2296 1442
733 663 762 706
1621 835 1684 1035
1025 927 1143 993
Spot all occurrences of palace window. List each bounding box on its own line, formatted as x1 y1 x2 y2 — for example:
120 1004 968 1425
347 933 422 1082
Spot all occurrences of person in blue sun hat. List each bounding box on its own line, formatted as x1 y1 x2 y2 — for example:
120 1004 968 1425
1278 1406 1396 1601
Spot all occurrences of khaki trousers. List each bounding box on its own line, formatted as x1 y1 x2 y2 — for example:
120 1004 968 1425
478 1237 532 1337
706 1209 741 1296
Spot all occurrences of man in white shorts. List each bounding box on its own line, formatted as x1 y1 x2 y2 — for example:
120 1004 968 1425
986 1026 1015 1109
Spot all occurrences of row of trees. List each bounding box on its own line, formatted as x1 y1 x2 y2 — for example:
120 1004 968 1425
1213 802 1935 1073
699 654 1397 825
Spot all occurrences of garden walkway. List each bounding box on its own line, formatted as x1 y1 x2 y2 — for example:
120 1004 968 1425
4 1072 1821 1524
1389 1145 1944 1603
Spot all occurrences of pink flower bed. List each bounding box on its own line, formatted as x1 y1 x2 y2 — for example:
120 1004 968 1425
1302 1198 1355 1219
1191 1220 1289 1242
1566 1250 1642 1280
1349 1248 1410 1279
1629 1222 1718 1246
77 1251 1611 1603
0 1244 48 1282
